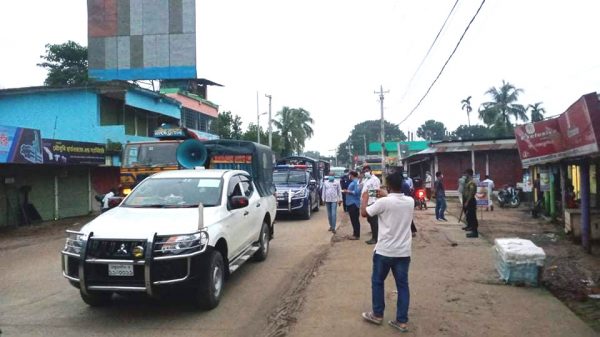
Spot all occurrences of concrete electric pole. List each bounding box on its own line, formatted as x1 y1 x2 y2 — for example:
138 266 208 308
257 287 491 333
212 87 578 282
265 94 272 148
374 85 389 178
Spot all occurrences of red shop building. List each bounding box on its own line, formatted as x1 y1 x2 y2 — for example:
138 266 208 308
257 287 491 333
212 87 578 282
401 138 523 195
515 92 600 252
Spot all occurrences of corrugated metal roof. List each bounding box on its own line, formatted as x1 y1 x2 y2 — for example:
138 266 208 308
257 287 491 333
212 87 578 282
369 141 429 152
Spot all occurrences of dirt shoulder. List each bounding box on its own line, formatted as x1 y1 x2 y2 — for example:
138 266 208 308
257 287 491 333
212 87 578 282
286 204 598 337
446 199 600 332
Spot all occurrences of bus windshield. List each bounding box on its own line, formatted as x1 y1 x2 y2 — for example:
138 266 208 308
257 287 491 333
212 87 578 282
123 142 180 168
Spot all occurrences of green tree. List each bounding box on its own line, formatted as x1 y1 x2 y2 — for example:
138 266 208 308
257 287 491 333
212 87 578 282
451 125 492 140
336 120 406 167
478 80 527 137
231 115 243 140
38 41 89 86
242 123 267 144
461 96 473 126
417 120 447 140
302 150 321 159
272 107 314 157
528 102 546 122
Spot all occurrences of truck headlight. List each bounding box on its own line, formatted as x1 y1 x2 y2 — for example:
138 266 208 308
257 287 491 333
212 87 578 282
155 232 208 255
292 189 307 199
64 232 85 255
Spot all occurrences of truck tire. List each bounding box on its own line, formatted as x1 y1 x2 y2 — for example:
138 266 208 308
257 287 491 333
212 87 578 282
80 290 112 307
194 250 225 310
253 221 270 262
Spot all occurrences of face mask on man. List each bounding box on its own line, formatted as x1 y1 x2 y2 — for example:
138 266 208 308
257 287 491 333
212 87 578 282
402 173 408 178
364 172 372 179
328 176 335 182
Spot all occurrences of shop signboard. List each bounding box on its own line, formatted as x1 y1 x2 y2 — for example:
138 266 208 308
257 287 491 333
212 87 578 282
475 181 490 207
0 125 43 164
515 93 600 166
42 139 106 165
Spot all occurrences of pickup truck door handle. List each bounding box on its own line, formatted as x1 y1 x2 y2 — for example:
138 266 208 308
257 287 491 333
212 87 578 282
256 203 261 207
243 211 249 216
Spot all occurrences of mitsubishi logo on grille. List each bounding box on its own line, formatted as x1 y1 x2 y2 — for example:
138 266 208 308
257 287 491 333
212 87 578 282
116 243 128 256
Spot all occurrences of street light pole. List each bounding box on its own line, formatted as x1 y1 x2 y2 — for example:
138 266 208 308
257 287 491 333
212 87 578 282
375 85 389 177
256 91 260 143
265 94 272 148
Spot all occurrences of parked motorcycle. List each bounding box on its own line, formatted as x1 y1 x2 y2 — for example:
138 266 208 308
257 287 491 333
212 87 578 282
498 185 520 208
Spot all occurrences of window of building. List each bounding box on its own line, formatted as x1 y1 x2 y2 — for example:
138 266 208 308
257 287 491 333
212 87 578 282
99 96 124 125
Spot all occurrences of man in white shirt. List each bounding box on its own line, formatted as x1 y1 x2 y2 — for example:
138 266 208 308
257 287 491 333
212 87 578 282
101 188 116 213
360 170 413 332
482 175 495 211
361 165 381 245
425 171 432 200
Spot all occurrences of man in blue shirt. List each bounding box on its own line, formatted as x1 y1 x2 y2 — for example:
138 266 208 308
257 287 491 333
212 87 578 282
342 171 361 240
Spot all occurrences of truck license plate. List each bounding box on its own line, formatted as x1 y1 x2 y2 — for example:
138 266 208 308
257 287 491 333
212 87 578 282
108 264 134 277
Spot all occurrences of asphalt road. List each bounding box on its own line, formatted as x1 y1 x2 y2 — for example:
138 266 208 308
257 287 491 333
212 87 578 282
0 209 333 337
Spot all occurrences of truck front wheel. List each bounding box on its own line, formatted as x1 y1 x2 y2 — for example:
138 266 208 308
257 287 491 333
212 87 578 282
80 290 112 306
194 250 225 310
253 221 270 262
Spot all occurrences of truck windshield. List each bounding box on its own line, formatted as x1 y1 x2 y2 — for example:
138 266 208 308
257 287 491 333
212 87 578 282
123 142 180 168
274 171 307 185
122 178 222 208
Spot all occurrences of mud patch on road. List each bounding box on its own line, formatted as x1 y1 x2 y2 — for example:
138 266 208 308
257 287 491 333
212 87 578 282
261 245 330 337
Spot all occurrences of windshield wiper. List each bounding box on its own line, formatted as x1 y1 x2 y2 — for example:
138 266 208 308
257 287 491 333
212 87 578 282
132 204 167 208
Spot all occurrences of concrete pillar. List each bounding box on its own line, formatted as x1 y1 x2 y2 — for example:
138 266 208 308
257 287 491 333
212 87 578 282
485 153 490 175
580 160 591 253
560 164 567 213
471 149 475 173
54 175 59 220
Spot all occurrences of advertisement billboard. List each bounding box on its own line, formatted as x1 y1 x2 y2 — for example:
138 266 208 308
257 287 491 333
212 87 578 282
515 93 600 166
0 125 43 164
42 139 106 165
88 0 197 81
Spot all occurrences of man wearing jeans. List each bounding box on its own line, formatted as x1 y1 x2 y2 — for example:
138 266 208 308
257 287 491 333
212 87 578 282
321 173 342 233
360 171 414 332
434 171 448 221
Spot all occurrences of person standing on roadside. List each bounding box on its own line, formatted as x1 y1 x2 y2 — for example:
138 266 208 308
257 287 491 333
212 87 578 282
322 173 343 233
361 165 381 245
360 170 414 333
434 171 447 221
101 188 116 213
340 169 352 212
462 168 479 238
425 171 432 201
342 171 361 240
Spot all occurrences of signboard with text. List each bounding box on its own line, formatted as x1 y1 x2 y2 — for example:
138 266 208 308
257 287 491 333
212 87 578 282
475 181 490 207
516 93 600 166
42 139 106 165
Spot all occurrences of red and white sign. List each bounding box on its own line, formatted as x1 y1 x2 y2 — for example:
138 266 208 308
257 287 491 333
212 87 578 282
516 93 600 166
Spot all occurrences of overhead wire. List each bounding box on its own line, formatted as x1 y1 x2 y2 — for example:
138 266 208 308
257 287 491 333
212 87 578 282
398 0 461 103
398 0 487 126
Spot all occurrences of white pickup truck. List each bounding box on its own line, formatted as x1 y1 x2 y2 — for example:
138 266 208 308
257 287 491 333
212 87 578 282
61 169 276 309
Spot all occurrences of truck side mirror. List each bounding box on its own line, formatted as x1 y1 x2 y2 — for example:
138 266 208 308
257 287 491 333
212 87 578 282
230 196 249 210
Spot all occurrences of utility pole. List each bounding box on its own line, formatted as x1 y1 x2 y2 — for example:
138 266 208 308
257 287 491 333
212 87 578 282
256 92 260 144
265 94 272 148
374 85 389 178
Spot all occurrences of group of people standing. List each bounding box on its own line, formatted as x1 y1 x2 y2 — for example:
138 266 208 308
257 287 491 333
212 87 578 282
320 165 381 244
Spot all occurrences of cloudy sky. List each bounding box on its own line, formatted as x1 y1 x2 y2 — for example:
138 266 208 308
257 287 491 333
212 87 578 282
1 0 599 157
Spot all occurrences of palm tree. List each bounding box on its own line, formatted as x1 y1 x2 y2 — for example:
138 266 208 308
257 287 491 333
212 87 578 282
461 96 473 126
272 107 314 157
528 102 546 122
478 80 527 137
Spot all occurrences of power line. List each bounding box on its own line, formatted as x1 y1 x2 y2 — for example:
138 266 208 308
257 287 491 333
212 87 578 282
399 0 460 103
399 0 487 126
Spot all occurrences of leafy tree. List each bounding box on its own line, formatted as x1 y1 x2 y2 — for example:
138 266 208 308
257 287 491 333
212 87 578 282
38 41 89 86
478 80 527 137
528 102 546 122
336 120 406 167
417 120 446 140
231 115 243 140
272 107 314 157
461 96 473 126
451 125 493 140
242 123 283 156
